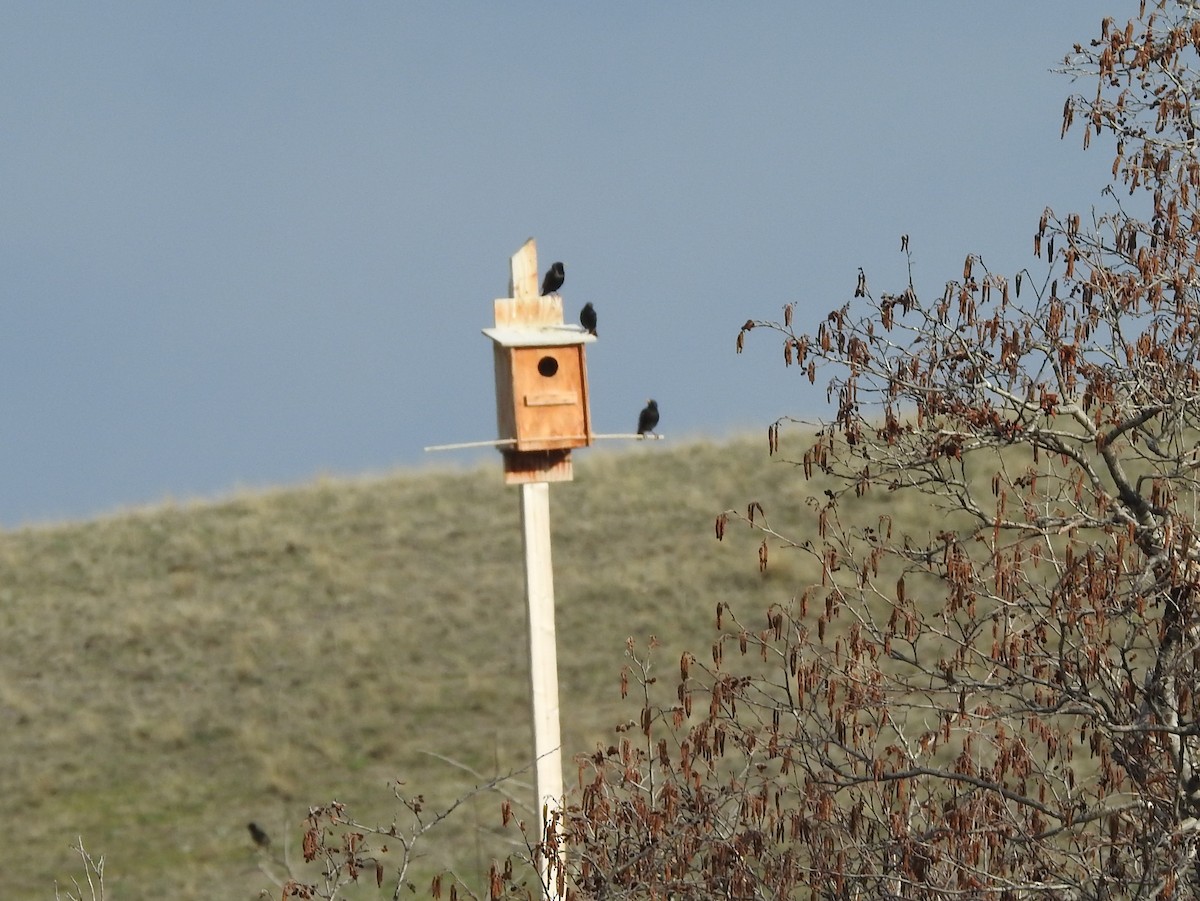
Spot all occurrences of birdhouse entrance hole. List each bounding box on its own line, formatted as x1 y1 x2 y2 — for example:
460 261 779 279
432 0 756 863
537 355 559 377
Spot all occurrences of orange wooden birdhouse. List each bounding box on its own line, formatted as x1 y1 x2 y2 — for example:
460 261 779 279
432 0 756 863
484 324 595 453
482 240 595 484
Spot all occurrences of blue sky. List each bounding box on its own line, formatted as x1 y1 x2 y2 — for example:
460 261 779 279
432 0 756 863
1 2 1109 526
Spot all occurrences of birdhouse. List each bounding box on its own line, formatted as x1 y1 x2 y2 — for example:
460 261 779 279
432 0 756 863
485 324 594 451
483 240 595 484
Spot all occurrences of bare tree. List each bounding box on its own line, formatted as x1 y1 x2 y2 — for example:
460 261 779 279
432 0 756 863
484 3 1200 899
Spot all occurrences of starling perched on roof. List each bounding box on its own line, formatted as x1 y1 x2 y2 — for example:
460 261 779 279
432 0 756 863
540 261 565 296
580 302 597 336
247 822 271 849
637 399 660 436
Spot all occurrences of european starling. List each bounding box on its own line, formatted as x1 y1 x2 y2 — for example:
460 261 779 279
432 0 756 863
580 302 597 336
637 399 660 436
247 822 271 849
540 261 565 296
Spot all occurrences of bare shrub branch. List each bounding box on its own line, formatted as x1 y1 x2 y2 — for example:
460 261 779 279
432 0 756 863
54 838 104 901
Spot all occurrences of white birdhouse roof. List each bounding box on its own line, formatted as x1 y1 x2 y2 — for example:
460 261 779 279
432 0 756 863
481 325 596 348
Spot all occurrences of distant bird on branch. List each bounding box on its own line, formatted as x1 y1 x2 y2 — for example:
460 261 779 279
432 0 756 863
540 261 565 296
637 399 660 437
247 822 271 849
580 302 597 336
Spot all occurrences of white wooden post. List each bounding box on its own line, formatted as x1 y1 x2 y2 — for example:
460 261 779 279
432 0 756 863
519 480 564 900
485 238 572 900
431 239 625 899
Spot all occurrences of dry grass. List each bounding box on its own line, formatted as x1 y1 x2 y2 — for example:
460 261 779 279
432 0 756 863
3 433 890 899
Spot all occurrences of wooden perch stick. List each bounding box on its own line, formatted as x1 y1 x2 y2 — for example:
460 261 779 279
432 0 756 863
423 438 519 452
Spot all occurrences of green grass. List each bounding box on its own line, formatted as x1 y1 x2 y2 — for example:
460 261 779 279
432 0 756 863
2 433 878 899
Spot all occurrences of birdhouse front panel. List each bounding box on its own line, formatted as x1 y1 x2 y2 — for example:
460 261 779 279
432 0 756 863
509 344 591 451
483 313 596 460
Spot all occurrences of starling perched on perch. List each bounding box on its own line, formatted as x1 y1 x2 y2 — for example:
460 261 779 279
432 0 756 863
247 822 270 849
580 302 597 336
637 399 660 436
540 261 565 296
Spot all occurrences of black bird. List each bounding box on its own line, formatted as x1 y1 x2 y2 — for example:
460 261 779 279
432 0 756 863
540 261 565 296
247 822 271 849
637 399 660 436
580 302 597 336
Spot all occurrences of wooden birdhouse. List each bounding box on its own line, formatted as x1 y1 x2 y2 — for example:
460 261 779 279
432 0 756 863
483 240 595 484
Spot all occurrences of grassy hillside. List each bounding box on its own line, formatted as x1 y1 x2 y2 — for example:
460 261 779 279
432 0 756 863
0 433 873 900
